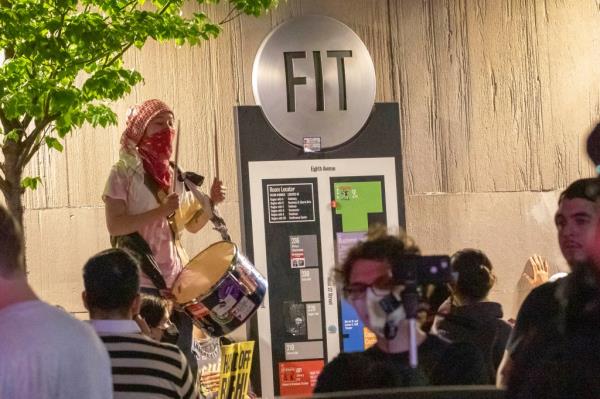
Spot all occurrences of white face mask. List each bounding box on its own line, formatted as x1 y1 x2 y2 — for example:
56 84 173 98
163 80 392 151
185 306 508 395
366 286 406 338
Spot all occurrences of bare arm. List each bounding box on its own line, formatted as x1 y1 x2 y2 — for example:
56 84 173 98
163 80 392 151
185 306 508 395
105 195 179 236
496 350 513 388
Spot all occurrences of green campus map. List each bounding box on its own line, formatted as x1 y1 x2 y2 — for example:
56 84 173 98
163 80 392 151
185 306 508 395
334 181 383 232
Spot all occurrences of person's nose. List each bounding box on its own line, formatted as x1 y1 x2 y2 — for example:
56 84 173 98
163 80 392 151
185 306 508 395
561 222 577 239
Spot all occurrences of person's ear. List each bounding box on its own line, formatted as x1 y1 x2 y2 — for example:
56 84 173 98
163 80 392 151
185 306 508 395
131 293 142 315
82 291 89 310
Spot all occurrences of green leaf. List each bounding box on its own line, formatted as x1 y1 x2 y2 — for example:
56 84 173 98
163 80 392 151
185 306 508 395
45 137 64 152
20 176 42 191
4 129 21 143
0 0 277 198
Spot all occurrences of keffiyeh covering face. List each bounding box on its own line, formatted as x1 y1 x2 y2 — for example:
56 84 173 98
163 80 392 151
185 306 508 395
138 127 175 191
120 99 175 191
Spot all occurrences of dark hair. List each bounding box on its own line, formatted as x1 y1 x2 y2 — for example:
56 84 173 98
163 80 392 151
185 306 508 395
0 205 24 278
451 249 495 301
559 177 600 204
586 122 600 166
337 225 420 289
139 295 168 328
83 248 140 311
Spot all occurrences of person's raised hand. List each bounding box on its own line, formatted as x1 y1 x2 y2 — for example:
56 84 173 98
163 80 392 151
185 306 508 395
134 314 152 337
523 255 550 288
210 177 226 205
160 192 180 216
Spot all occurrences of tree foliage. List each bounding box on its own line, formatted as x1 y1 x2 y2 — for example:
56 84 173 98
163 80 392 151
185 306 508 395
0 0 277 229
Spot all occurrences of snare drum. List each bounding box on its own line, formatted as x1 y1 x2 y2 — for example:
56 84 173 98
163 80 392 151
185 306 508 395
171 241 267 337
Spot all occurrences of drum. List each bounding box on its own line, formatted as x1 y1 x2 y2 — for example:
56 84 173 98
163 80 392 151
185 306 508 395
171 241 267 337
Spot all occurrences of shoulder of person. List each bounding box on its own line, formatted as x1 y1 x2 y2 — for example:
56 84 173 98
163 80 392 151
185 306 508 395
313 352 365 393
422 333 452 350
318 352 365 376
111 152 143 177
517 279 562 322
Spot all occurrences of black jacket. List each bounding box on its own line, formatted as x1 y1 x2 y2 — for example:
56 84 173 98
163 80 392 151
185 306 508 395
434 301 512 382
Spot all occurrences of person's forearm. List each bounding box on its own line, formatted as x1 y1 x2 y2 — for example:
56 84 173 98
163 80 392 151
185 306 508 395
496 351 512 388
107 207 166 236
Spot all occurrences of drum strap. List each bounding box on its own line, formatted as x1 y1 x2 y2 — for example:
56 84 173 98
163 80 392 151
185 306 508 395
110 233 167 290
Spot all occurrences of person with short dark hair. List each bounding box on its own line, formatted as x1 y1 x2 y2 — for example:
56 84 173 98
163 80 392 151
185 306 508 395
498 177 600 388
432 249 512 382
83 248 199 399
314 226 488 394
0 205 112 399
139 294 180 344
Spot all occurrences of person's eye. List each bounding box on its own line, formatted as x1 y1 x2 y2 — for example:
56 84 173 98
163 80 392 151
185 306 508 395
575 217 590 226
345 285 366 295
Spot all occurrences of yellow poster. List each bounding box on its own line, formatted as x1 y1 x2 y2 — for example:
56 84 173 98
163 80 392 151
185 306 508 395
217 341 254 399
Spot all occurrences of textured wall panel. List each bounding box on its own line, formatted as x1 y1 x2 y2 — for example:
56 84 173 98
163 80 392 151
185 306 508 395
25 207 108 313
391 0 600 194
406 191 568 318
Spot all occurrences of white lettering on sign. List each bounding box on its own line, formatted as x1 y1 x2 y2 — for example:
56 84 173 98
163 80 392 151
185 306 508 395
310 165 336 173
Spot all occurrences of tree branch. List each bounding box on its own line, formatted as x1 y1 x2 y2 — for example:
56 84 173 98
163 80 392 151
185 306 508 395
0 108 17 133
219 9 243 25
18 133 42 171
21 115 33 131
158 0 175 15
22 141 44 170
17 93 54 170
103 0 174 69
219 7 237 24
20 122 53 171
0 173 7 193
103 43 133 69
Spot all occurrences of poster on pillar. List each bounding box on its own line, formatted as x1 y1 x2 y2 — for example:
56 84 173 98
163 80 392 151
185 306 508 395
236 14 405 398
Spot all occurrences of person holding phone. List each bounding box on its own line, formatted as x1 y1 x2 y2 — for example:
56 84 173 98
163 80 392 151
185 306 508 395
314 226 488 394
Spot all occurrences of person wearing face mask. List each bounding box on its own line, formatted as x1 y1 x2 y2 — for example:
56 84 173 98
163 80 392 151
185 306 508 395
103 99 226 376
313 226 488 394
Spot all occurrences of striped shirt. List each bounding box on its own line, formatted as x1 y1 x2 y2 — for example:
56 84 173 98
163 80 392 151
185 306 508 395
91 320 199 399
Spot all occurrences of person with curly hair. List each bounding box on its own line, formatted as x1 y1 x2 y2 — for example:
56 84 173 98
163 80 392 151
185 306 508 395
314 226 488 394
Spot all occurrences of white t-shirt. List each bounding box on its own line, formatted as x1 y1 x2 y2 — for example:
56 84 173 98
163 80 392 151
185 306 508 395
0 300 113 399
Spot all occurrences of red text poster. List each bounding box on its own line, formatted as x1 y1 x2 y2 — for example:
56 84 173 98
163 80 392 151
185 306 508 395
278 360 324 396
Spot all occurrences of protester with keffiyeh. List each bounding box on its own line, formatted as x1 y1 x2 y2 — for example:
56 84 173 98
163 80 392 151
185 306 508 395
103 99 225 376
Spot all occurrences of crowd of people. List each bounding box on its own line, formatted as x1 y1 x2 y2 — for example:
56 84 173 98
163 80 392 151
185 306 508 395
316 174 600 398
1 98 600 398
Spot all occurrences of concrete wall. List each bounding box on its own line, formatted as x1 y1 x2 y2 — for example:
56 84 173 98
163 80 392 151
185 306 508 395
24 0 600 319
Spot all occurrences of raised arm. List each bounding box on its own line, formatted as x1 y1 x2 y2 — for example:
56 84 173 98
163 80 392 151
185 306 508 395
184 177 226 234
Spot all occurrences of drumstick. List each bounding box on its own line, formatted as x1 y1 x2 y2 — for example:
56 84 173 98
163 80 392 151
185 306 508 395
213 113 220 179
172 120 181 194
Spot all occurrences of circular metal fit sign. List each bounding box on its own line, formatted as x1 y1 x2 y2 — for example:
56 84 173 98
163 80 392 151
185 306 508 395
252 15 376 149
